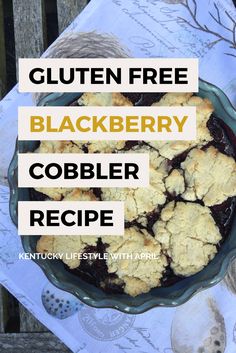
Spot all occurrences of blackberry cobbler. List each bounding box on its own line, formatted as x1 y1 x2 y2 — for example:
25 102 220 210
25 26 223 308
36 92 236 297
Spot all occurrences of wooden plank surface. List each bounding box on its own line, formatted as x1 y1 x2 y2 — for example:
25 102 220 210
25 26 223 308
57 0 88 33
19 304 48 333
0 0 6 97
0 286 8 333
12 0 46 75
0 286 20 333
0 333 71 352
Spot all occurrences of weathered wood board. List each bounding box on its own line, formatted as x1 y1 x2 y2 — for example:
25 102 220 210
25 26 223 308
19 304 47 333
0 333 71 352
12 0 46 76
0 0 6 97
57 0 88 33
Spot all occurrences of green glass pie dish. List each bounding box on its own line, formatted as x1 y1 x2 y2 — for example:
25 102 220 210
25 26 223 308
8 79 236 314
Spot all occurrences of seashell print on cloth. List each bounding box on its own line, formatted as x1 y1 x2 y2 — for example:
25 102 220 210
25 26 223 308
224 258 236 295
171 292 226 353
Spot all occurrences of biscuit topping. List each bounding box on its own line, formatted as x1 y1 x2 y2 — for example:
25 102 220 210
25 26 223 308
181 146 236 206
146 93 213 159
104 227 168 296
153 202 221 276
101 167 166 223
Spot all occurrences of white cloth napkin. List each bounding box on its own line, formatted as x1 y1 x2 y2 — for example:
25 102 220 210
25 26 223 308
1 1 236 352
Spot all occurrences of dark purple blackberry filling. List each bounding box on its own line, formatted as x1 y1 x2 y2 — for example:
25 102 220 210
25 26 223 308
69 240 107 286
100 274 125 294
170 150 191 170
69 239 125 293
211 197 236 241
122 92 165 106
161 266 182 287
121 93 141 105
206 115 236 157
30 188 48 201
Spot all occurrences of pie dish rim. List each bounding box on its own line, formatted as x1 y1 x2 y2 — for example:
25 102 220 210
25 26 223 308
8 79 236 313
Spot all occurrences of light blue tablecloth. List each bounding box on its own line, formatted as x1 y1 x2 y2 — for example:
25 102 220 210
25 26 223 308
0 1 236 352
